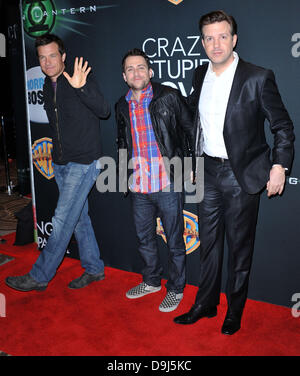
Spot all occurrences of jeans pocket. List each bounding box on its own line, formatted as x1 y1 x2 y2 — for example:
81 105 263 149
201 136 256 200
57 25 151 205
94 168 101 181
93 160 101 181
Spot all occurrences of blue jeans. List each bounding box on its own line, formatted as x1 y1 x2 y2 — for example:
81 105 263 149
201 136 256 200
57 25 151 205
131 189 186 294
30 160 104 284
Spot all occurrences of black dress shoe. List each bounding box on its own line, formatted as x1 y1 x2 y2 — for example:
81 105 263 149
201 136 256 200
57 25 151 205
221 317 241 335
5 273 47 292
68 271 105 289
174 304 217 325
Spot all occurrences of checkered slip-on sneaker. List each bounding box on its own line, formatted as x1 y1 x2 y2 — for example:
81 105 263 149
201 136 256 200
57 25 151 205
159 291 183 312
126 282 161 299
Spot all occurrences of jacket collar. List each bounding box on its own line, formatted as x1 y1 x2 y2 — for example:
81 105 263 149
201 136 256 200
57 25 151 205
197 57 246 87
151 81 164 99
118 80 163 112
44 65 72 86
195 58 246 104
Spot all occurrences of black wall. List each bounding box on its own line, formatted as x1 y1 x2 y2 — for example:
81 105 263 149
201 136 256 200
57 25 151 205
1 0 31 195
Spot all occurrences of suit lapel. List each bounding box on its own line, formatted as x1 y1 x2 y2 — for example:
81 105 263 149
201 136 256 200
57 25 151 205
194 64 208 103
224 59 247 126
192 65 208 156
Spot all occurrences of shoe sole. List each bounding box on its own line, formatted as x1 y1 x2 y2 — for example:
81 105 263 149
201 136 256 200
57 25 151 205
221 327 241 335
5 281 47 292
221 330 240 335
159 295 183 312
174 310 217 324
159 303 181 313
126 286 161 299
68 275 105 289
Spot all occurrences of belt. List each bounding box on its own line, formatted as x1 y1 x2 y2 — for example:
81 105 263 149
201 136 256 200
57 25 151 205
203 153 229 163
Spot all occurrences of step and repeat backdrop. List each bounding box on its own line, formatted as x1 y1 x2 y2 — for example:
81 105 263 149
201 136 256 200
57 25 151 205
22 0 300 308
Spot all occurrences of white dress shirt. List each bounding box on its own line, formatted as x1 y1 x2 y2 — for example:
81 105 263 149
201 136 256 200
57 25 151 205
199 52 239 159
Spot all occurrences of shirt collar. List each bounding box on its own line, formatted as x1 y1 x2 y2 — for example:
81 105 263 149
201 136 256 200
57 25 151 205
207 51 239 77
125 82 153 103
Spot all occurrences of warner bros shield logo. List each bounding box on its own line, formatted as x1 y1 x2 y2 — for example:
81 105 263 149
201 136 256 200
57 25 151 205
32 137 54 180
156 210 200 254
168 0 183 5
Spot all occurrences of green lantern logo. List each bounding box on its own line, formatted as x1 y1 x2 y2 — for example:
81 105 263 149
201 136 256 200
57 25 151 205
23 0 56 37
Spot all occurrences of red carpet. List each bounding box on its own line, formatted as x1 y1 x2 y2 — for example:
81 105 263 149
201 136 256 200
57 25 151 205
0 233 299 356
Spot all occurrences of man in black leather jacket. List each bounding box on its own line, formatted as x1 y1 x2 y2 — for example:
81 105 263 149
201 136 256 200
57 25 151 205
116 48 195 313
6 34 110 292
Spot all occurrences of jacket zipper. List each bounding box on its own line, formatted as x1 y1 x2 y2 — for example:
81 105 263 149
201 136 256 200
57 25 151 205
120 100 168 158
53 83 63 161
119 109 132 159
148 100 167 157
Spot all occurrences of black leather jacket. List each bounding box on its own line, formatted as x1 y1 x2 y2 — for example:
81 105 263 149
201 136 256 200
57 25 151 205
115 81 195 190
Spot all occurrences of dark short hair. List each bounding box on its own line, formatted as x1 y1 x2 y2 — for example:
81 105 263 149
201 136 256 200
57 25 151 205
122 48 151 72
199 10 237 38
35 34 65 56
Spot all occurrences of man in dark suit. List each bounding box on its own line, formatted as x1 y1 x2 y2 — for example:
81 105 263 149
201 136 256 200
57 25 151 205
174 10 295 335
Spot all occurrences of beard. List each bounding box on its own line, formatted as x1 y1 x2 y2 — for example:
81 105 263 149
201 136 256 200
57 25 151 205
127 78 150 92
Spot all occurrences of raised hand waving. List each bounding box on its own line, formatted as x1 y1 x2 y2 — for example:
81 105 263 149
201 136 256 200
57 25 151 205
63 56 91 88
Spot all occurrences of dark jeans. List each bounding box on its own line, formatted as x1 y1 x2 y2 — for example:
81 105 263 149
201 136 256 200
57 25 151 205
195 155 260 318
131 188 186 294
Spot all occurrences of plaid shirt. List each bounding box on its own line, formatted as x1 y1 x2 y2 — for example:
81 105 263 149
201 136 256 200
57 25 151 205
126 83 170 193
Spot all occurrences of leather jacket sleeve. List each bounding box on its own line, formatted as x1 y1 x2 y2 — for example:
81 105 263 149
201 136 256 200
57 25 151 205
173 90 196 181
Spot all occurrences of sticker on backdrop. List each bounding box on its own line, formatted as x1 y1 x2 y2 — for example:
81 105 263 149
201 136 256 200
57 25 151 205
26 66 48 124
168 0 184 4
156 210 199 254
22 0 118 39
32 137 54 180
